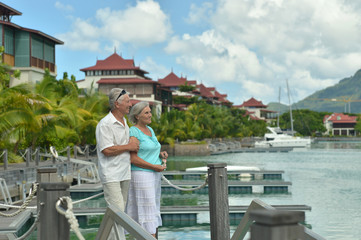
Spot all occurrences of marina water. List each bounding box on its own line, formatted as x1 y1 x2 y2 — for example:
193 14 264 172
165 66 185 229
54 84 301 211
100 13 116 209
79 141 361 240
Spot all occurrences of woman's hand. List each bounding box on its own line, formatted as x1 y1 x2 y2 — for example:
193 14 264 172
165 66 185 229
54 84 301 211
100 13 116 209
160 151 168 159
160 151 168 168
153 164 167 172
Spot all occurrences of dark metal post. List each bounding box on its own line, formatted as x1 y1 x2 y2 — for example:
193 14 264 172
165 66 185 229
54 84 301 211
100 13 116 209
207 163 230 240
37 167 70 240
3 149 8 170
250 210 305 240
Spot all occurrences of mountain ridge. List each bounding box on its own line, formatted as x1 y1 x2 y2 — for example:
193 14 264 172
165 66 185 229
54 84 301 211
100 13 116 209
267 69 361 114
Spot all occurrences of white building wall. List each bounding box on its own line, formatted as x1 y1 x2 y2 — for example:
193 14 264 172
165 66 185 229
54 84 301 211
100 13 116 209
10 67 57 87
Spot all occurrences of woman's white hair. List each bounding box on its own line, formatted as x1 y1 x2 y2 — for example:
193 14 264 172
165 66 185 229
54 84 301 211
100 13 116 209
129 101 149 124
109 88 127 110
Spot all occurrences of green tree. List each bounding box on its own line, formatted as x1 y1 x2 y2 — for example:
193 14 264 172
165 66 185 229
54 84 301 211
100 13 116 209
278 109 329 136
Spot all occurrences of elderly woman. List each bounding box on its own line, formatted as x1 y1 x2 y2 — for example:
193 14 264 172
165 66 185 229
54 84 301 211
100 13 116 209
125 101 168 239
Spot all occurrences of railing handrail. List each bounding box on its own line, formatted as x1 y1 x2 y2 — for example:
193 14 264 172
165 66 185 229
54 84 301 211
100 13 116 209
95 204 155 240
230 199 326 240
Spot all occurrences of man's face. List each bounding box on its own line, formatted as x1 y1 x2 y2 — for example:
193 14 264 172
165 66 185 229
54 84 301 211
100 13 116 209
116 94 132 115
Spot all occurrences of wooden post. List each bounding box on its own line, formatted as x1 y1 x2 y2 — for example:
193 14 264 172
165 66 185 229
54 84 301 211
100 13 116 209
35 147 40 166
67 146 71 161
26 147 31 167
37 167 70 240
207 163 230 240
37 168 59 183
3 149 8 170
250 209 305 240
85 145 89 160
73 146 77 159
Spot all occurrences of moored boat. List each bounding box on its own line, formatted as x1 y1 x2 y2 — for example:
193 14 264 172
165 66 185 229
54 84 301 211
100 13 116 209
255 127 311 148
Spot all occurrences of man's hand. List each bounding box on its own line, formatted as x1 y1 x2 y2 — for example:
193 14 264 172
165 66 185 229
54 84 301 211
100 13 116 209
128 137 139 152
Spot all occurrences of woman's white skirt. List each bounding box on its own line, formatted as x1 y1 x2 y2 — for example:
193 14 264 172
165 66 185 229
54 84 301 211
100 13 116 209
125 171 162 235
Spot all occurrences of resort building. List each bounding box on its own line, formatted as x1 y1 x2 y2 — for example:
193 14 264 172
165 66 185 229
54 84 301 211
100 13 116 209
78 52 172 115
0 3 64 87
158 72 231 109
234 97 276 122
323 113 358 136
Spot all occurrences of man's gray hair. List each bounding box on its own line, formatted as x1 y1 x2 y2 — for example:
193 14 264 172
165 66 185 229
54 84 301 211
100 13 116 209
129 101 149 124
109 88 127 110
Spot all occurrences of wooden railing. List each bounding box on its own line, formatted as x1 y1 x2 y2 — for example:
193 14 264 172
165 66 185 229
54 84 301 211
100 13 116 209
95 204 154 240
231 199 326 240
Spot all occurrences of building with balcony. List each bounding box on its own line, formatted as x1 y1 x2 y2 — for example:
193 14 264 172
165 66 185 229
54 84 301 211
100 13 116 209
234 97 276 122
323 113 358 136
158 72 231 109
78 52 172 116
0 2 64 87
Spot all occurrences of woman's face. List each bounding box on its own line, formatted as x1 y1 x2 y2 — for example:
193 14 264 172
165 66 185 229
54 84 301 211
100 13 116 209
137 106 152 125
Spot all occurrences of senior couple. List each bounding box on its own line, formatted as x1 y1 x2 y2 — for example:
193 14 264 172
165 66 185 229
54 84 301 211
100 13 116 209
96 88 167 239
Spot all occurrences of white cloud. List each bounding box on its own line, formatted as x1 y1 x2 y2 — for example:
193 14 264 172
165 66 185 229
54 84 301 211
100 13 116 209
59 0 171 51
141 56 169 80
57 18 100 51
55 2 74 12
95 2 171 46
164 0 361 104
186 2 214 25
242 80 276 101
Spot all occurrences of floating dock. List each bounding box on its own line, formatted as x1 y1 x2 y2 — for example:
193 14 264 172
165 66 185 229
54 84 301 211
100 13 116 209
71 204 311 227
163 170 285 180
161 180 291 194
211 147 293 155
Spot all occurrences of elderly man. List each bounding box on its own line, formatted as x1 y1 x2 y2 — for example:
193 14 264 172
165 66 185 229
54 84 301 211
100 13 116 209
96 88 139 239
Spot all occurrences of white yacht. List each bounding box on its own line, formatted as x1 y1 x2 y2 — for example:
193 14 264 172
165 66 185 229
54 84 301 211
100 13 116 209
255 127 311 148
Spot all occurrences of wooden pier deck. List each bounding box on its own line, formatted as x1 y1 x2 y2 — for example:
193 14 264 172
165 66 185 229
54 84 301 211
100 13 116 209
0 206 35 239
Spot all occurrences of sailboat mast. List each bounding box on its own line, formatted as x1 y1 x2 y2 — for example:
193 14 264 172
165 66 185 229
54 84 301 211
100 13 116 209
277 86 281 128
286 79 294 136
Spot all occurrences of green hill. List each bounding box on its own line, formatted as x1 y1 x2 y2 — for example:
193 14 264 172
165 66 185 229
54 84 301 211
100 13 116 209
267 102 289 114
294 69 361 114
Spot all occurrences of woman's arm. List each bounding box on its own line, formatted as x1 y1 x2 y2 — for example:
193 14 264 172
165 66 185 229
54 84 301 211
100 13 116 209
130 152 166 172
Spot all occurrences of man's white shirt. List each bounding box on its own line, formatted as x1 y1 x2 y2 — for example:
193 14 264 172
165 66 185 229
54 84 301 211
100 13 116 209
96 112 131 183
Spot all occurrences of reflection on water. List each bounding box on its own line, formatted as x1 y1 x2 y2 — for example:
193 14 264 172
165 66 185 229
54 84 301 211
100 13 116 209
77 141 361 240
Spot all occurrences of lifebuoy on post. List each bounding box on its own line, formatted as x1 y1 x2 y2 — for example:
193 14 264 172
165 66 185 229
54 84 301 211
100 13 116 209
50 146 59 158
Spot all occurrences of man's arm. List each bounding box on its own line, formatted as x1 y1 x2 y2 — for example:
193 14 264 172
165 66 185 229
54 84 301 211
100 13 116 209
102 137 139 156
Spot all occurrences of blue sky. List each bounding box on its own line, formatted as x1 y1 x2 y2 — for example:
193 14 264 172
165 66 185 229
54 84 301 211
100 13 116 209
6 0 361 105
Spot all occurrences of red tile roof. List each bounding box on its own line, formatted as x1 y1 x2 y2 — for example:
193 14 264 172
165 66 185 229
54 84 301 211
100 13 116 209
187 80 197 86
173 104 188 110
215 91 228 103
96 78 159 85
197 84 215 98
324 113 357 123
80 53 147 73
239 97 267 108
158 72 187 87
